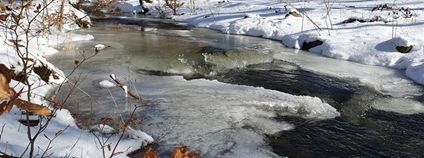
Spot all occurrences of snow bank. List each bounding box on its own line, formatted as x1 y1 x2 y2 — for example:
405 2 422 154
169 0 424 86
0 0 153 157
139 75 339 157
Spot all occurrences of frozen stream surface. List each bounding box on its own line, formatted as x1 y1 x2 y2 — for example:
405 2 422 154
48 18 424 157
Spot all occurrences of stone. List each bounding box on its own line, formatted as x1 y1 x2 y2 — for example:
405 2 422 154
285 11 302 17
76 19 90 28
395 45 413 53
301 40 323 51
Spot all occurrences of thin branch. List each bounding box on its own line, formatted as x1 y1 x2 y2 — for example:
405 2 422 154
110 105 138 158
109 74 142 101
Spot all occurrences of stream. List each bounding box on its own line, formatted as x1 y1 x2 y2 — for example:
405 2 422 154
48 17 424 158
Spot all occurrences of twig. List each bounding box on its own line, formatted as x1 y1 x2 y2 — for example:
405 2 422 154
40 125 70 157
0 151 20 158
109 74 142 101
0 123 5 140
110 105 138 158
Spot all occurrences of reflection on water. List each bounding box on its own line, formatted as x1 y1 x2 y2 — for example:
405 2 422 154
48 19 424 157
269 110 424 158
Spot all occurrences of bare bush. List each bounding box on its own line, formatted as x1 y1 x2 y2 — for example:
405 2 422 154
165 0 184 15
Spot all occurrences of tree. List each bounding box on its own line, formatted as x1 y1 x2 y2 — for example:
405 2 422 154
165 0 184 15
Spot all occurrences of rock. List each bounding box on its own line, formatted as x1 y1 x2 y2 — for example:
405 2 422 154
396 45 413 53
244 13 261 19
301 40 323 51
76 19 90 28
285 11 302 17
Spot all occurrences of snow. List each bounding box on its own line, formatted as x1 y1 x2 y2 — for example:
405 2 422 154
95 44 108 51
167 0 424 85
0 0 152 157
99 79 116 88
2 0 424 157
113 0 424 85
371 98 424 115
91 124 115 134
137 75 337 157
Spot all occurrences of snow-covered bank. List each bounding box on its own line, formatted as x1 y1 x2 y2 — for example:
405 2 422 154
166 0 424 85
0 0 153 157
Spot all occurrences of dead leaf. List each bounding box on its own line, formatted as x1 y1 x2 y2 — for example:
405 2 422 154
11 13 19 23
0 65 17 116
0 14 9 21
14 99 51 116
55 130 63 136
74 60 80 66
0 1 6 11
23 1 31 10
107 144 111 151
143 148 159 158
8 0 14 4
0 64 11 84
100 117 112 125
0 64 11 102
0 101 13 116
172 146 200 158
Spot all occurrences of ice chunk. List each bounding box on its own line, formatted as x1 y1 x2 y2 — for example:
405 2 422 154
94 44 107 51
99 80 116 88
124 127 154 146
371 98 424 115
90 124 115 134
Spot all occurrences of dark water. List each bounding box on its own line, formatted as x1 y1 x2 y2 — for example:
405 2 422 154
53 18 424 157
208 61 371 104
267 111 424 158
208 62 424 157
207 61 424 157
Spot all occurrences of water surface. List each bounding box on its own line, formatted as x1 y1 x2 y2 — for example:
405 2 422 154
49 18 424 157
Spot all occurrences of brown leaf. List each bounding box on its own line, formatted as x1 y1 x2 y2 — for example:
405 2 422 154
11 13 19 23
0 64 11 84
107 144 111 151
0 87 20 116
100 117 112 125
0 1 6 11
55 130 63 136
23 1 31 10
0 101 13 116
15 99 51 116
74 60 80 66
0 14 9 21
8 0 14 4
0 64 11 102
172 146 200 158
143 148 159 158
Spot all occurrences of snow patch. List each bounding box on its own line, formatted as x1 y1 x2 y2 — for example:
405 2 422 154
99 80 116 88
371 98 424 115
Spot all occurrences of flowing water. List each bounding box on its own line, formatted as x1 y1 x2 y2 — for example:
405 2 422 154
48 17 424 157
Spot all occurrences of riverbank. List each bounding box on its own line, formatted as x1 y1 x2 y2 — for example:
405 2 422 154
117 0 424 85
0 1 153 157
174 0 424 85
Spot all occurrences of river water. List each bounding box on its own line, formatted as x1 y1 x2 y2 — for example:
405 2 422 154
48 17 424 157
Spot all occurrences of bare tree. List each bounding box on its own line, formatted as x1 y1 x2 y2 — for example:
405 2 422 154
165 0 184 15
